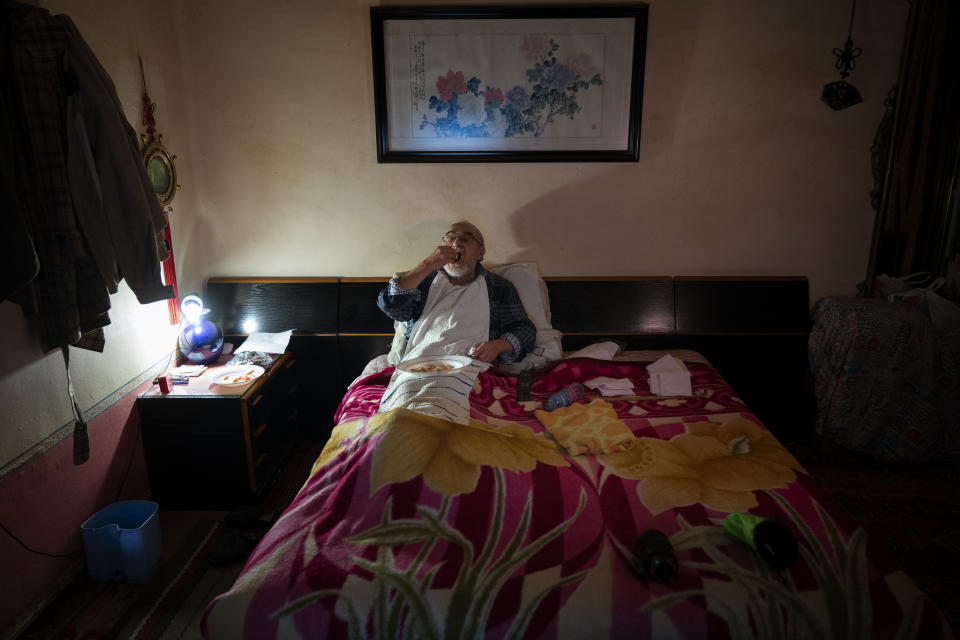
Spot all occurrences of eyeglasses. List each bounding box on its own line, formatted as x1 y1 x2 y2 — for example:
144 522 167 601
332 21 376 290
442 231 482 246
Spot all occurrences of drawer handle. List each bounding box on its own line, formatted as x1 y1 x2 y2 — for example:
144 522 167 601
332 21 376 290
253 423 267 438
251 394 263 407
255 452 267 467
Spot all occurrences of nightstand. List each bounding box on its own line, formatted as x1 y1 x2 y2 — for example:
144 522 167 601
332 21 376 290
137 352 300 509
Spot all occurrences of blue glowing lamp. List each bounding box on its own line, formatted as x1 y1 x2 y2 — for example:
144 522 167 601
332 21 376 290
177 294 224 364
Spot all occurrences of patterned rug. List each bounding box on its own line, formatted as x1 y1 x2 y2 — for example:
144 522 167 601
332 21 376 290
788 444 960 635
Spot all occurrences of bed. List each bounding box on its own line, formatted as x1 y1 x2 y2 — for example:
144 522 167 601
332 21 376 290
200 272 952 639
808 296 960 461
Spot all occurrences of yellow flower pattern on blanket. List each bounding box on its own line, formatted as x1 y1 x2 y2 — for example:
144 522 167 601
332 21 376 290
369 408 569 497
312 421 356 474
598 416 806 514
535 398 636 455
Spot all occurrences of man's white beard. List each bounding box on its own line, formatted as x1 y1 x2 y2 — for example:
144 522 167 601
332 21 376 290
443 261 475 280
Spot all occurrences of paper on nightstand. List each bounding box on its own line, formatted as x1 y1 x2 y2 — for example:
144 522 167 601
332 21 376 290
168 364 207 377
235 330 293 355
646 354 692 396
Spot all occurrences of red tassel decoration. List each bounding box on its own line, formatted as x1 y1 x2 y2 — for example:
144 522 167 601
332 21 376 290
162 224 180 325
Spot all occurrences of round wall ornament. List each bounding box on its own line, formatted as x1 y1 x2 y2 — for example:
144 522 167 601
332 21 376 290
142 135 179 206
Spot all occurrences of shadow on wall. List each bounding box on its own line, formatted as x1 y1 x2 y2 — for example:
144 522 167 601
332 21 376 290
0 302 48 380
175 200 223 296
503 165 664 272
500 162 714 275
493 3 727 273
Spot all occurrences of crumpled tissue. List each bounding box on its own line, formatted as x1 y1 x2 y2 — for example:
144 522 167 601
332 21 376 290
646 354 692 396
584 376 635 397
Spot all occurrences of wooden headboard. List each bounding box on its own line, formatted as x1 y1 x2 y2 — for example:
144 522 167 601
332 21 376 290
205 275 812 443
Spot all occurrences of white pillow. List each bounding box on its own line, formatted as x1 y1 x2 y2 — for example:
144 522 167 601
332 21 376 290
488 262 563 361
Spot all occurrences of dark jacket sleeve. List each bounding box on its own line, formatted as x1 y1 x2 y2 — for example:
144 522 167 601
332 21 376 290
486 271 536 361
376 272 435 323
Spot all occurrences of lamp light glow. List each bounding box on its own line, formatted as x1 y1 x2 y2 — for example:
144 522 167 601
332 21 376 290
177 294 224 364
181 295 204 324
242 318 259 334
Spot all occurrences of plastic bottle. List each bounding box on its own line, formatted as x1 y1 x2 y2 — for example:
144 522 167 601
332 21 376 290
633 529 678 581
542 382 587 411
723 513 797 570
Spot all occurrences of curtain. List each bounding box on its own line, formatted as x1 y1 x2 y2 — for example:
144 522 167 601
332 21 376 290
866 0 953 290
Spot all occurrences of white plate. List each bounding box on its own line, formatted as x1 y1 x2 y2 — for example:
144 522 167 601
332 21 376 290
397 355 473 375
211 365 265 387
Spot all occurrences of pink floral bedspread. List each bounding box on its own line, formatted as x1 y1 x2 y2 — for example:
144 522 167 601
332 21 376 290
202 358 952 639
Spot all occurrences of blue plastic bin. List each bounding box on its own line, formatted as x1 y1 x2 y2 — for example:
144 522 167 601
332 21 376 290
80 500 162 583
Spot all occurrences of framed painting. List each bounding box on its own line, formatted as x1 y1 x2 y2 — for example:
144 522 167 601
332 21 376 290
370 5 648 163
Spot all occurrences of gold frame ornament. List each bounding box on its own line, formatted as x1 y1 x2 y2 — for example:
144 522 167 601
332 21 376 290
142 134 179 207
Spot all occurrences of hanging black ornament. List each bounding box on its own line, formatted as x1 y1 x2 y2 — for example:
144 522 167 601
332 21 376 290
822 0 863 110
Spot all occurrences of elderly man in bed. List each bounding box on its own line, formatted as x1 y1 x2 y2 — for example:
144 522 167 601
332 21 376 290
377 221 535 364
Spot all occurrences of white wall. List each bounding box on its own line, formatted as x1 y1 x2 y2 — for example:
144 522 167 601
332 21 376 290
0 0 908 469
168 0 906 302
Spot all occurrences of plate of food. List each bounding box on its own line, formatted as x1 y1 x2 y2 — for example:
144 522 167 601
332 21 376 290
397 355 473 374
211 365 265 387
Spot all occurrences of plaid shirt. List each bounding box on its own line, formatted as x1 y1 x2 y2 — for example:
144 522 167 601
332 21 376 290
377 264 535 364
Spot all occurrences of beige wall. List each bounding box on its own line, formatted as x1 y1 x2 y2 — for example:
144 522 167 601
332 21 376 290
168 0 906 302
0 0 907 469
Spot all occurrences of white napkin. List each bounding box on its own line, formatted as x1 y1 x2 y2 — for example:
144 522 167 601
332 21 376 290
646 354 692 396
584 376 635 397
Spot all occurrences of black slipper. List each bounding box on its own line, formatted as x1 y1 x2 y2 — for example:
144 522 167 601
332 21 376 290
224 505 276 530
207 529 264 566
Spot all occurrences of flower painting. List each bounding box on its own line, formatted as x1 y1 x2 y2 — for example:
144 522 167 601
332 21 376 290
373 7 648 160
420 36 603 139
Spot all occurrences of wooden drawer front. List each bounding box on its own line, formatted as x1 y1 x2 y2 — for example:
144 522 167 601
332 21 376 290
245 365 299 493
138 397 249 508
248 408 298 493
247 389 296 460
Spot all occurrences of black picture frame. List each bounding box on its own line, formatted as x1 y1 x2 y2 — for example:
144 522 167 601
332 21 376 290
371 5 648 163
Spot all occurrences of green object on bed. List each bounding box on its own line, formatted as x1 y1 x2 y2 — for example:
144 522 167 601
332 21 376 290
723 512 798 571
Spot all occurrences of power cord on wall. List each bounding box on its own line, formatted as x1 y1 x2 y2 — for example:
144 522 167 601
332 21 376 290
0 428 142 558
0 521 81 558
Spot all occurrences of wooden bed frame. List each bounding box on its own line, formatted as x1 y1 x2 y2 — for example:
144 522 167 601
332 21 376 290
204 275 813 443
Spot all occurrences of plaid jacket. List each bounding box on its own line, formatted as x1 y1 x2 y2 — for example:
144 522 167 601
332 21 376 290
377 264 536 363
6 5 171 353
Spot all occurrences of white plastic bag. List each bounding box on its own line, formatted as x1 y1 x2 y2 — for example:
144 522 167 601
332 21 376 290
888 277 960 335
873 271 930 298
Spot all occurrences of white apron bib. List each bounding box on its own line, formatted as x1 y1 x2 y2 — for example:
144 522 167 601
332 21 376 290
379 274 490 424
402 274 489 361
